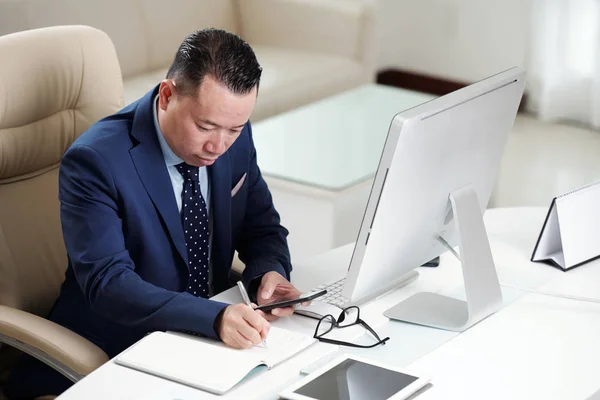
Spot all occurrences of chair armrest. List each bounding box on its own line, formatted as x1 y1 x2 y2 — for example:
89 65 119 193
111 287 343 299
0 305 108 382
237 0 377 70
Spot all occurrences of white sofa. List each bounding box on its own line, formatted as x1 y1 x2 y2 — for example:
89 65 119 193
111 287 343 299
0 0 377 121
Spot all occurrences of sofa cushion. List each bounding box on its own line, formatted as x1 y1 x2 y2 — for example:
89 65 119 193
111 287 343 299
3 0 149 79
136 0 239 71
251 45 366 121
237 0 365 61
122 45 365 121
0 0 375 123
123 69 169 105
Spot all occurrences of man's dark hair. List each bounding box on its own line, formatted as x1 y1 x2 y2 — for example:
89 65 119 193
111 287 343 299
166 28 262 97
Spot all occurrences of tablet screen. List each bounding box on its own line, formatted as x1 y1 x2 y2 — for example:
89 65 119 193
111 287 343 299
293 359 418 400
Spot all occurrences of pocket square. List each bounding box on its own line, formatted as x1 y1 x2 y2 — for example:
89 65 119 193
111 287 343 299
231 173 247 197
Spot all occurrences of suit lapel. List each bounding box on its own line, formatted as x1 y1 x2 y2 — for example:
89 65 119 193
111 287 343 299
209 151 232 290
129 87 189 268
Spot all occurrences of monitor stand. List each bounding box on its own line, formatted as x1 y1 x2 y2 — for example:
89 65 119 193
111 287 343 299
383 185 503 331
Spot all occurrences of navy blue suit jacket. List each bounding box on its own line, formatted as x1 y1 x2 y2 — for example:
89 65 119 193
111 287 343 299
4 86 292 398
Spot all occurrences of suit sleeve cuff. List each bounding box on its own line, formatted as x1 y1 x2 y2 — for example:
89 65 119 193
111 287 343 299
248 274 262 303
196 299 229 340
242 261 288 301
212 305 228 339
175 298 229 341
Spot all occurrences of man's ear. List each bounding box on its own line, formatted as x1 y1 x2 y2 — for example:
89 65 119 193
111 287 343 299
158 79 176 111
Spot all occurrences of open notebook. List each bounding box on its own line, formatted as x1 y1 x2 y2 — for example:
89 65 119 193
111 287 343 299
115 327 317 395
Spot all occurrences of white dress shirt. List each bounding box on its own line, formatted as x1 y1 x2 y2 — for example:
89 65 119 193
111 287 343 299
153 95 216 294
153 95 210 215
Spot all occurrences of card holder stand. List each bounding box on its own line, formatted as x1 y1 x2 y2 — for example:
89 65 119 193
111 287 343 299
531 181 600 271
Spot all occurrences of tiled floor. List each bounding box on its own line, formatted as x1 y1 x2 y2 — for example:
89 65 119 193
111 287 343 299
491 113 600 208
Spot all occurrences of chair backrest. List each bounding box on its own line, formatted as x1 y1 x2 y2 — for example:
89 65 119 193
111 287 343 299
0 25 124 318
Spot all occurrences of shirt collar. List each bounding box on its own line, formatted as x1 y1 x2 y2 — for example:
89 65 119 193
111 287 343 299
153 94 183 167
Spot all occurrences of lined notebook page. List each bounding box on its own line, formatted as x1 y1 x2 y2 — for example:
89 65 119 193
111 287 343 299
257 326 316 366
115 327 314 394
171 326 315 367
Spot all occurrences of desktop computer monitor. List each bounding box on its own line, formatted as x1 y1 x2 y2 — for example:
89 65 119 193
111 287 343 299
341 67 526 331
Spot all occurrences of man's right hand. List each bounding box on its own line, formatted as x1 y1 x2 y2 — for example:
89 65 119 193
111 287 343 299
216 303 270 349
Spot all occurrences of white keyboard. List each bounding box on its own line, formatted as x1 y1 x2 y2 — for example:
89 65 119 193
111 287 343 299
315 278 349 307
312 270 420 309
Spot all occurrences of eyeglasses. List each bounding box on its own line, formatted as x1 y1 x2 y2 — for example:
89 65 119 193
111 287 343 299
313 306 389 348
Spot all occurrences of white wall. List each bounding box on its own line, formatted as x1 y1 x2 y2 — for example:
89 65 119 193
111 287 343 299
376 0 531 83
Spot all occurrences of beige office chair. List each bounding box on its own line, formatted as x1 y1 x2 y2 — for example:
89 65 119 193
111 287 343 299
0 25 124 398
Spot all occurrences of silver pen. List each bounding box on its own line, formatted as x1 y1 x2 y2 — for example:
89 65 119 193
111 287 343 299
237 281 268 348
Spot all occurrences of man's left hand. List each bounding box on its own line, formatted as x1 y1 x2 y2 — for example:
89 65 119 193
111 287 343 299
256 271 307 321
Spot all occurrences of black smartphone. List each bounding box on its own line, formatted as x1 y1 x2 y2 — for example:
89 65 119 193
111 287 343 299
421 256 440 267
254 289 327 312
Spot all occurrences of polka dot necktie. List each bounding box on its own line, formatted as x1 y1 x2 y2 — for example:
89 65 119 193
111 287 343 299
176 162 210 298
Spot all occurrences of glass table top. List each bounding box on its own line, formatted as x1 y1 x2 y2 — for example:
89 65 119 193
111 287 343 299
251 84 436 191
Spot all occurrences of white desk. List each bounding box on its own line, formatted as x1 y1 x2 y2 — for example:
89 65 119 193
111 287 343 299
56 207 599 400
407 292 600 400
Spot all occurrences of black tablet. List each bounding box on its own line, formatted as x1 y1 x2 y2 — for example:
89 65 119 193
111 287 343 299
280 355 430 400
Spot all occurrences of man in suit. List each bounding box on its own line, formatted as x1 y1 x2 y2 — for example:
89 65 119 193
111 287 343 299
5 28 303 399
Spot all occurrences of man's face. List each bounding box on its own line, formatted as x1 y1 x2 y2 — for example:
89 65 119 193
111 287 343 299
157 75 257 167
